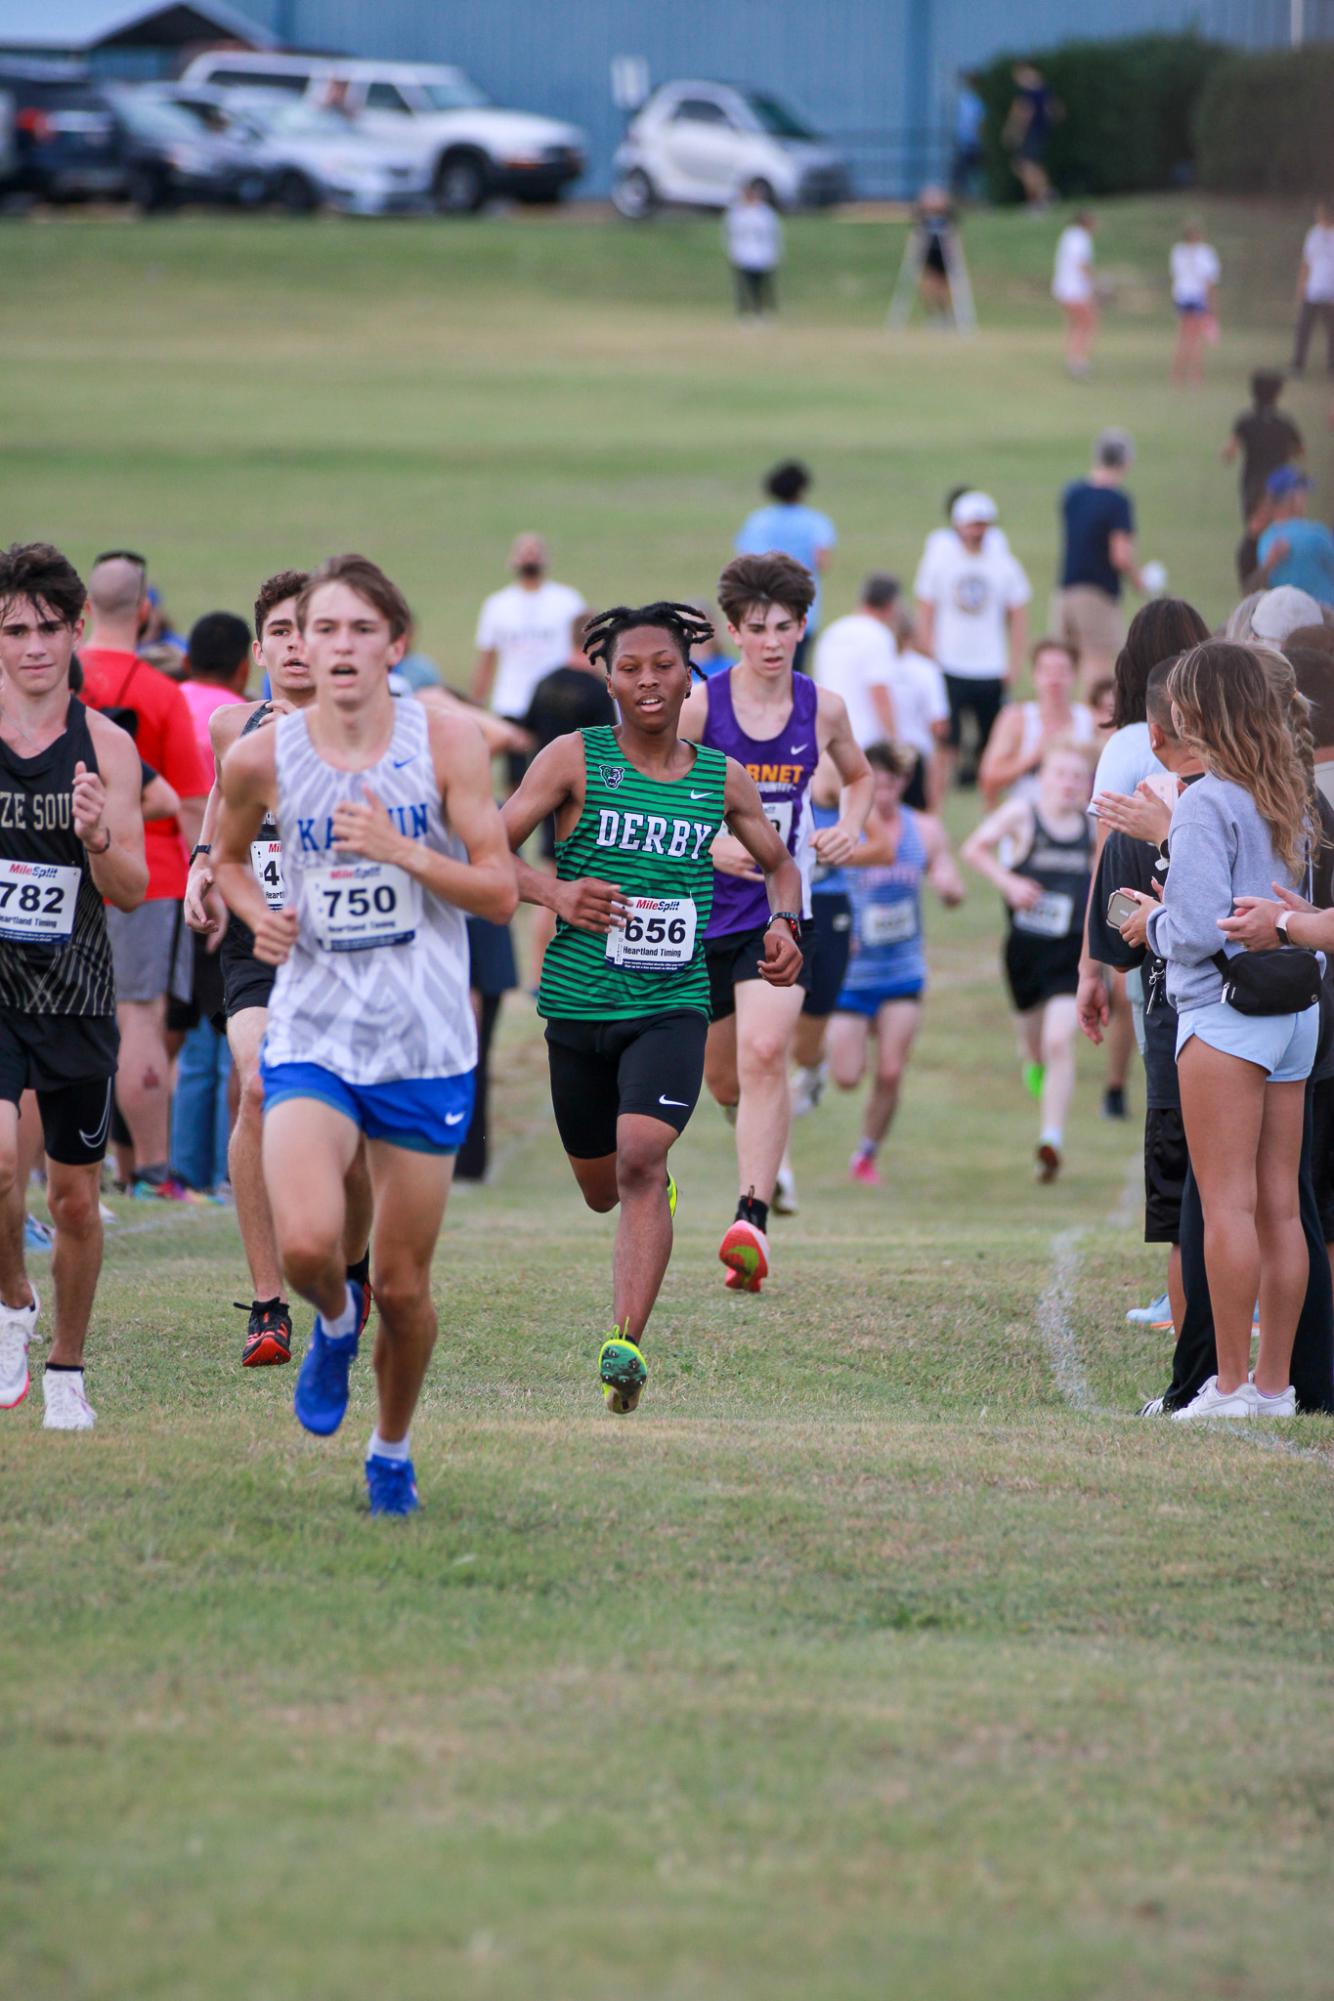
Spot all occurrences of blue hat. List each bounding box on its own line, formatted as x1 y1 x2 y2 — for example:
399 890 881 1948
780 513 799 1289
1267 466 1309 498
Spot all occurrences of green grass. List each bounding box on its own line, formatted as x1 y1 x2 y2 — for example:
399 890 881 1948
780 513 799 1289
3 196 1334 2001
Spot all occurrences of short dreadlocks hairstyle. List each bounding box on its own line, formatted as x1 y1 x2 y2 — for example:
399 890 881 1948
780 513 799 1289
581 602 717 676
0 542 86 627
254 568 309 642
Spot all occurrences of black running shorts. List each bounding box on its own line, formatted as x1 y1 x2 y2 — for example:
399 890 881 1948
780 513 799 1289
220 934 277 1021
705 921 809 1023
802 893 852 1018
544 1010 708 1159
0 1010 117 1165
1143 1104 1187 1244
1003 932 1081 1016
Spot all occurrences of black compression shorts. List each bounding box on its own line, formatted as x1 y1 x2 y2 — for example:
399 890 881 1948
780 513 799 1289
544 1010 708 1159
0 1011 117 1165
705 922 809 1023
803 894 852 1018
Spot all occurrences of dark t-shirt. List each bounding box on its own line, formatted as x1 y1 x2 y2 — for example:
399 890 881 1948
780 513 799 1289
1233 409 1303 512
523 665 615 749
1060 481 1134 598
1088 828 1180 1110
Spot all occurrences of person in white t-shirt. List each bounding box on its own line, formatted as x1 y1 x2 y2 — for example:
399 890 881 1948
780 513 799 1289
1293 199 1334 377
812 574 899 748
724 180 783 317
913 491 1031 790
1169 220 1220 387
1051 209 1097 378
888 607 950 809
471 533 586 739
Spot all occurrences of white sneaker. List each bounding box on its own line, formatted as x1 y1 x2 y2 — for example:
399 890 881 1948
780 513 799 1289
790 1063 827 1118
0 1289 39 1408
1172 1375 1258 1423
1137 1396 1168 1416
1126 1292 1170 1325
773 1161 800 1216
1249 1377 1296 1417
42 1367 96 1431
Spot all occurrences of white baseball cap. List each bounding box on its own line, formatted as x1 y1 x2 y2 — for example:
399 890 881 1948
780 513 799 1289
951 490 998 527
1251 585 1323 644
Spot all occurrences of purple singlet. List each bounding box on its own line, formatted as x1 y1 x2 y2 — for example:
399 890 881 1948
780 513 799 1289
703 669 819 938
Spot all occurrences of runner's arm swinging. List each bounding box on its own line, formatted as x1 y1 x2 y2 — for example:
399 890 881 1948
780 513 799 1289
78 715 148 911
723 760 803 985
500 737 629 935
213 730 287 955
815 688 874 866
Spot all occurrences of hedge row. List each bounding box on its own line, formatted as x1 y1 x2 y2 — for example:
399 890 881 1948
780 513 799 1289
1194 48 1334 198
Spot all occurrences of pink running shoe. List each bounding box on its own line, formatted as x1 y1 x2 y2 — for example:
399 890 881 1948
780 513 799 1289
849 1153 883 1187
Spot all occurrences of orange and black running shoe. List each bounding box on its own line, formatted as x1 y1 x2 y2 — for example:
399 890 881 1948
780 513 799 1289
238 1298 293 1368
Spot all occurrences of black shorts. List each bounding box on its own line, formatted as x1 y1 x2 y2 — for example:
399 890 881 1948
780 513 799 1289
942 673 1005 755
219 930 276 1024
901 752 928 813
544 1010 708 1159
0 1010 117 1166
1309 1073 1334 1243
1003 931 1081 1015
705 922 810 1023
1144 1104 1187 1244
803 893 852 1018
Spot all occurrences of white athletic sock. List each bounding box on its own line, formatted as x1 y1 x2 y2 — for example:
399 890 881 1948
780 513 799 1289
324 1283 358 1341
855 1137 878 1160
367 1429 410 1463
1040 1127 1063 1150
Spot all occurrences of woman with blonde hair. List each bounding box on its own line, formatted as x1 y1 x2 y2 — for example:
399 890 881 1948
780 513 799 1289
1123 641 1320 1420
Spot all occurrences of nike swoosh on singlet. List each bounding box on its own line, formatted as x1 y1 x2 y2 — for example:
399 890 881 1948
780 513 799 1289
789 742 809 753
393 757 413 770
690 791 709 801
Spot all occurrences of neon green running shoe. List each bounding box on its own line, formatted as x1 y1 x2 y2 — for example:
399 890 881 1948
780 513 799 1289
1023 1060 1045 1102
598 1334 647 1414
666 1172 678 1219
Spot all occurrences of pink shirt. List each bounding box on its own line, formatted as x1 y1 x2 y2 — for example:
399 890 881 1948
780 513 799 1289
179 680 244 767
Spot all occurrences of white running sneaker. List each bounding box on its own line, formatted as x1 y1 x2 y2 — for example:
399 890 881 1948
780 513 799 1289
1126 1292 1170 1325
1137 1396 1168 1416
0 1289 39 1408
790 1063 827 1118
42 1367 96 1431
1172 1376 1258 1423
1249 1376 1296 1417
773 1161 800 1216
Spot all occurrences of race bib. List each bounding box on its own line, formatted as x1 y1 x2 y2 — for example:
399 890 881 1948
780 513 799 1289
250 839 286 911
304 860 420 953
761 797 794 848
1014 890 1075 939
0 858 80 945
861 897 918 948
606 895 697 972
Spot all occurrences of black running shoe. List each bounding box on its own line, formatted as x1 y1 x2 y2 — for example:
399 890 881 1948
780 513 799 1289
238 1298 293 1368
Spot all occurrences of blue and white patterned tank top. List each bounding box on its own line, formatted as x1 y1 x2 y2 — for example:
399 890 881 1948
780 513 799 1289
842 807 928 995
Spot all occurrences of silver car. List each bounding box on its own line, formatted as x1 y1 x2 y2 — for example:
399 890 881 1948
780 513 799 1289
198 94 432 215
613 80 850 220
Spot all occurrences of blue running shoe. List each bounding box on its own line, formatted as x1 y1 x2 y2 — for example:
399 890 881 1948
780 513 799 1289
23 1214 53 1255
293 1284 363 1437
1126 1291 1170 1325
366 1454 419 1515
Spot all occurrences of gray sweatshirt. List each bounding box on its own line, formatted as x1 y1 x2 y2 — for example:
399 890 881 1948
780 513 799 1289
1145 772 1302 1013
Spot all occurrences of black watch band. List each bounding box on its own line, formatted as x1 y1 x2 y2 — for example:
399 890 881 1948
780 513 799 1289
189 843 211 864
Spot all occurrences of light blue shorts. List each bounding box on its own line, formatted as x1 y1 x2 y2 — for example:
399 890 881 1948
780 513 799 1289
1175 999 1319 1084
259 1059 475 1154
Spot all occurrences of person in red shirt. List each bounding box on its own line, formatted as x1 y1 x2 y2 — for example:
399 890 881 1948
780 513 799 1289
78 553 211 1195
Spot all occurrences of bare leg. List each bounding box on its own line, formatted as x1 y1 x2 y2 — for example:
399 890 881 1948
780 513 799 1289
1039 996 1078 1142
733 979 805 1204
610 1113 677 1343
827 1011 868 1091
792 1012 829 1070
1167 1242 1185 1337
704 1011 739 1110
262 1098 361 1321
1105 971 1134 1094
365 1140 454 1443
225 1008 283 1300
17 1091 42 1194
343 1143 373 1265
45 1159 104 1367
116 996 172 1171
1252 1080 1307 1393
0 1101 33 1312
1178 1039 1267 1393
1016 1007 1043 1071
862 1000 922 1148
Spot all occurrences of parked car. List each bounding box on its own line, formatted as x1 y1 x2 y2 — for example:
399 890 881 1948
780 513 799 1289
179 50 584 212
0 63 122 203
208 96 433 216
106 89 270 210
612 81 850 220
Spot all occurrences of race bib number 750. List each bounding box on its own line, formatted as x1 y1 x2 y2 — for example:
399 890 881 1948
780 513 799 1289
304 860 420 953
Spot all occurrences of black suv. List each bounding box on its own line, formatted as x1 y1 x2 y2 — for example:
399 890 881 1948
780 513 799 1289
0 63 122 203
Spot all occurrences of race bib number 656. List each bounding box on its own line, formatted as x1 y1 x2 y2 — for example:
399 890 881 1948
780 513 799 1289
606 895 697 972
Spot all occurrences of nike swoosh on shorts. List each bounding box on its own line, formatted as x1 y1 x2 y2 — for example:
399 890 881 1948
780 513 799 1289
445 1111 466 1124
659 1095 688 1107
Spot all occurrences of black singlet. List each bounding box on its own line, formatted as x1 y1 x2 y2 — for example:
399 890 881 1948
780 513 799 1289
0 695 114 1018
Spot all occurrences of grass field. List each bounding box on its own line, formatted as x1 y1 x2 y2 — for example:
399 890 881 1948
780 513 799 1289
4 197 1334 2000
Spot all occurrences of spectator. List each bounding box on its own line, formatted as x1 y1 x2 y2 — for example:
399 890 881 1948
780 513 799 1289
913 489 1030 789
1169 219 1220 386
735 460 836 669
978 637 1094 806
912 187 960 323
181 612 249 753
1051 429 1148 689
79 552 211 1198
686 599 733 678
470 532 586 738
1232 584 1325 648
1292 198 1334 377
886 605 950 810
1256 469 1334 605
812 572 900 752
1003 61 1058 207
1221 370 1303 521
520 609 616 985
950 72 985 200
724 178 783 317
396 616 443 693
1235 492 1275 595
1087 674 1116 732
1051 209 1097 377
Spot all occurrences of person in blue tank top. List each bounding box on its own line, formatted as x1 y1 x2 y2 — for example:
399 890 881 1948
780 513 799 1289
679 552 872 1295
829 744 963 1186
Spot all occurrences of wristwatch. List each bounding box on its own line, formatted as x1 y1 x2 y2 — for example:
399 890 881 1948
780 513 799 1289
768 910 802 944
1276 908 1292 942
189 843 211 864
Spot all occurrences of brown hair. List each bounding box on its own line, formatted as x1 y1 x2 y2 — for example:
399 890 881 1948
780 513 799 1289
717 552 816 627
297 554 411 640
1166 642 1311 872
1111 598 1210 730
1031 635 1077 670
0 541 86 627
864 741 917 779
254 568 309 642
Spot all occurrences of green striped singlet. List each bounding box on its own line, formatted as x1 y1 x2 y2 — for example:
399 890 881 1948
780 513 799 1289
538 725 728 1023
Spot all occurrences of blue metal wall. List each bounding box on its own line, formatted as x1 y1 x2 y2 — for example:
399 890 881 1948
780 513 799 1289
242 0 1331 196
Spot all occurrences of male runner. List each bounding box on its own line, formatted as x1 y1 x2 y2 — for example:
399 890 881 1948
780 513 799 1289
502 602 803 1411
679 553 872 1293
0 543 147 1427
185 571 373 1368
213 554 516 1513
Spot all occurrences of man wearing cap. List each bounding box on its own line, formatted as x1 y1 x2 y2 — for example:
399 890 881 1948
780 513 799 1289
1257 469 1334 607
913 492 1031 790
1051 431 1148 691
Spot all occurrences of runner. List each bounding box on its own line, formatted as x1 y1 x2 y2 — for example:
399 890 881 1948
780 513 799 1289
0 543 147 1427
962 740 1094 1182
829 744 964 1184
502 601 803 1410
212 553 516 1513
185 571 374 1369
679 553 871 1293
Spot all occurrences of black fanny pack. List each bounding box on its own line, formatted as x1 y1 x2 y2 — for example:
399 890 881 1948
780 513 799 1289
1212 947 1323 1018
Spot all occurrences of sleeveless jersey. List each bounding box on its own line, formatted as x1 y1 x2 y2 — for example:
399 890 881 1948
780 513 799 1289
1008 807 1092 943
222 702 285 968
538 725 727 1023
0 697 114 1018
1011 701 1095 801
842 807 928 996
809 799 847 900
703 669 818 938
263 700 476 1083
